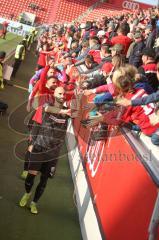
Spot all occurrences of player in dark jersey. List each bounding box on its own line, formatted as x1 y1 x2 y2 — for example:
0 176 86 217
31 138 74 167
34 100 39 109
19 87 72 214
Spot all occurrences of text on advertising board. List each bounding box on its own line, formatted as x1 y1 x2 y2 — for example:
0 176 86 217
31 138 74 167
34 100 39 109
122 1 140 10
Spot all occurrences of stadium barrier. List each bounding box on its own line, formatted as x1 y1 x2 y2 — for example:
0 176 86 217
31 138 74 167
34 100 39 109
66 65 159 240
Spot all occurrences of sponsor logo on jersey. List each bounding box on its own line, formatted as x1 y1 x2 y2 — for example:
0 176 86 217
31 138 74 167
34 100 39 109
49 115 66 124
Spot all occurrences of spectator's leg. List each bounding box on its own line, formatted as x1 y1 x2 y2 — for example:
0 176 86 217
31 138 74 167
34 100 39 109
12 59 22 77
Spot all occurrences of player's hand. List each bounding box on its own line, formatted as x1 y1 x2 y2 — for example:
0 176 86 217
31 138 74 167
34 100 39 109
28 145 33 152
62 109 71 116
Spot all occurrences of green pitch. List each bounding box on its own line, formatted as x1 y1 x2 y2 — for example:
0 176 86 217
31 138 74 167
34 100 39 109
0 42 82 240
0 32 22 54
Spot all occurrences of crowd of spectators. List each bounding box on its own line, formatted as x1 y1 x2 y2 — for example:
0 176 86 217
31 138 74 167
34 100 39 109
2 7 159 142
1 4 159 215
25 6 159 146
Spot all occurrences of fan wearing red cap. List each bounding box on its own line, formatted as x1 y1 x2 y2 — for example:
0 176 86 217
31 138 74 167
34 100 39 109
101 62 113 76
89 30 96 37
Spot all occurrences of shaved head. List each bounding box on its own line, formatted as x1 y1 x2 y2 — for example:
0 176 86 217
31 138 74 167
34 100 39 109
54 86 64 95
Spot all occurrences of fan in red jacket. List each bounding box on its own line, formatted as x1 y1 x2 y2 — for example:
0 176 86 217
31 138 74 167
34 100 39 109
120 88 159 136
111 26 132 55
86 65 159 145
111 66 159 145
28 66 60 123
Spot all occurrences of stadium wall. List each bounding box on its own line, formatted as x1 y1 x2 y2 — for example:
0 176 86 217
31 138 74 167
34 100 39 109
66 94 159 239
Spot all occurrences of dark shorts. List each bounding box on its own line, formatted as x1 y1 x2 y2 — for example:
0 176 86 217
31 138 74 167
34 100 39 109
28 145 60 177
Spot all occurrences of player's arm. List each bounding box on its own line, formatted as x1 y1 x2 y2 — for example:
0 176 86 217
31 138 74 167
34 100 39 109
44 105 71 116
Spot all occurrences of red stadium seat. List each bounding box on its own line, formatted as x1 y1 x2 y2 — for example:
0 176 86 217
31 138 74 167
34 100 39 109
0 0 55 23
0 0 132 24
82 2 132 22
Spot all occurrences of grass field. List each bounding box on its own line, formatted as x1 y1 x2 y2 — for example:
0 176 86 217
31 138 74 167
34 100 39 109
0 32 22 54
0 40 82 239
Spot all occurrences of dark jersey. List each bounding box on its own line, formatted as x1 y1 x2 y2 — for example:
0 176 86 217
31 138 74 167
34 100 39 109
31 106 69 150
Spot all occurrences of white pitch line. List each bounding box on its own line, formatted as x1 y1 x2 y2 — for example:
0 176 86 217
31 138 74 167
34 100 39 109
13 84 28 91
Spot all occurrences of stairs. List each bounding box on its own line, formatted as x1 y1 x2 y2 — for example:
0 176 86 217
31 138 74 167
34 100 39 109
82 2 131 22
50 0 131 24
50 0 98 23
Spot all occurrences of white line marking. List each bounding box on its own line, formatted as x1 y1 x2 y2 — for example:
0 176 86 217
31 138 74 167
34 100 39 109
13 84 28 91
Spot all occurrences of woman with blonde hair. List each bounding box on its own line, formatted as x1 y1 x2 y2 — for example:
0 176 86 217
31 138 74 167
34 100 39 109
83 65 159 143
113 65 159 145
113 64 154 95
